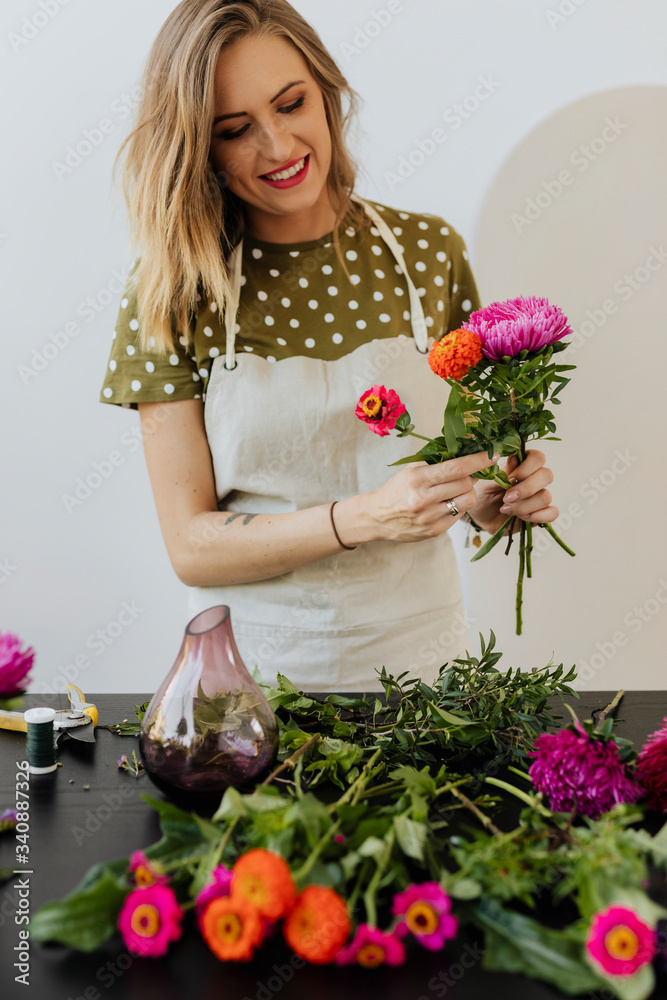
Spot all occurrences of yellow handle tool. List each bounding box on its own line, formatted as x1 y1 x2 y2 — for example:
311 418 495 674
0 684 98 738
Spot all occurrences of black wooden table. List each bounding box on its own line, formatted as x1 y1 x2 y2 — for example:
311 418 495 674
1 691 666 1000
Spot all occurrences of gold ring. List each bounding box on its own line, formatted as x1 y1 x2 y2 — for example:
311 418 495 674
446 499 460 517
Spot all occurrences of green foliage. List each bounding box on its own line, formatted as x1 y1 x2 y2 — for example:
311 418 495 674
29 636 667 1000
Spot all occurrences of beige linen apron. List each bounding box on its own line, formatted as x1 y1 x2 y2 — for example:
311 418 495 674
186 195 470 691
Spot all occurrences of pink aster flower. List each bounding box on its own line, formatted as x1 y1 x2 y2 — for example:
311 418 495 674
635 717 667 812
0 809 18 833
462 295 572 360
528 726 643 820
194 864 234 919
118 884 183 957
586 905 656 977
356 385 406 437
392 882 458 951
0 631 34 697
128 850 169 888
335 924 406 967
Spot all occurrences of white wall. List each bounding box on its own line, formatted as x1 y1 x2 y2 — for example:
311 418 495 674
2 0 666 695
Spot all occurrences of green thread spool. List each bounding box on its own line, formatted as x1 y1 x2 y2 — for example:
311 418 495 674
24 708 57 774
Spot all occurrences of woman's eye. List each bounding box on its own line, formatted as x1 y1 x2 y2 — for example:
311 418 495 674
279 96 305 115
218 96 305 141
221 124 250 141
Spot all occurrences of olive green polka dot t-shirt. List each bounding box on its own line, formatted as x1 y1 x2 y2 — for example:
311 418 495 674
99 199 482 410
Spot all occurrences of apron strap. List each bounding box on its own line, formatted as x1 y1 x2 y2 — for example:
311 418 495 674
350 194 429 353
223 238 243 370
222 194 430 369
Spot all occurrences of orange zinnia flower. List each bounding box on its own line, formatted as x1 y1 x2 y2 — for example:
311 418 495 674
231 848 297 921
428 329 483 380
200 895 264 962
283 885 351 964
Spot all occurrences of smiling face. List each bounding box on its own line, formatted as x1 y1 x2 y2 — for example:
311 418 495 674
209 32 336 243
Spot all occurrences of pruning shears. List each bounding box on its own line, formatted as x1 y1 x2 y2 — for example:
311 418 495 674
0 683 98 745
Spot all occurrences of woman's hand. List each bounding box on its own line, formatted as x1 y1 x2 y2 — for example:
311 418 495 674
470 449 558 535
365 450 499 543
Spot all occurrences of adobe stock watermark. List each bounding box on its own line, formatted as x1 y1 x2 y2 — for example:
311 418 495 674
7 0 76 54
546 0 590 31
0 558 18 584
511 116 628 233
577 578 667 686
18 263 133 385
566 245 667 353
527 448 638 563
384 76 501 191
71 783 137 848
64 954 134 999
51 86 143 182
404 610 478 677
61 404 177 513
338 0 420 63
38 601 145 694
419 941 485 998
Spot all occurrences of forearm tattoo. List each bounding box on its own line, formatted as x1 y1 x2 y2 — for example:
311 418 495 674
224 512 259 526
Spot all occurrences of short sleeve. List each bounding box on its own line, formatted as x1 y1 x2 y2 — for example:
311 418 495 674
443 226 482 334
99 263 202 411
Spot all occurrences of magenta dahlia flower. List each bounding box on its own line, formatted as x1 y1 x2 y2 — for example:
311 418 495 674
0 631 34 696
118 884 184 957
586 905 655 977
194 864 234 920
528 726 643 819
635 717 667 812
392 882 458 951
462 295 572 360
356 385 406 437
128 850 169 888
335 924 406 967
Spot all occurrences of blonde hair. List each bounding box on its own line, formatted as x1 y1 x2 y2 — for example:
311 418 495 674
112 0 369 355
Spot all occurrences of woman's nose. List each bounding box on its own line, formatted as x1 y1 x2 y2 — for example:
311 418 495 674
253 118 293 161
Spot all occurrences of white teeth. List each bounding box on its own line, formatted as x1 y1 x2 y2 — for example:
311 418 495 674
264 156 306 181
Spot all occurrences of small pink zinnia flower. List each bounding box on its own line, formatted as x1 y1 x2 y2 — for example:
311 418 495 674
335 923 406 967
0 631 34 697
392 883 458 951
635 717 667 812
118 884 183 957
356 385 406 437
528 726 643 820
194 864 234 919
586 905 655 977
128 850 169 888
462 295 572 360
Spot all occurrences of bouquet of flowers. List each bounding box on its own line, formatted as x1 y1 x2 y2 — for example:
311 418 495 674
356 296 576 634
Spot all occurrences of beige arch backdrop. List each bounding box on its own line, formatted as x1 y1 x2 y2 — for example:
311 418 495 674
464 85 667 690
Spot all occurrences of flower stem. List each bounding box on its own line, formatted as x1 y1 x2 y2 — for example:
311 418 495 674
293 748 384 884
363 829 395 927
484 776 552 817
516 520 526 635
594 689 625 732
448 785 503 837
540 522 576 557
525 521 533 578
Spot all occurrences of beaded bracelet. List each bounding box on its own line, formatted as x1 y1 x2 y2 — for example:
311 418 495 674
329 501 357 551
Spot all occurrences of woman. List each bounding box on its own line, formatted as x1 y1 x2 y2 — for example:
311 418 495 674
100 0 557 691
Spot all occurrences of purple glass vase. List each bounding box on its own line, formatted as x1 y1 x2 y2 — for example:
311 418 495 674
139 606 278 813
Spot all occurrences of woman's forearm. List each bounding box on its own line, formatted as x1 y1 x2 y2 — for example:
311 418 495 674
180 494 379 587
